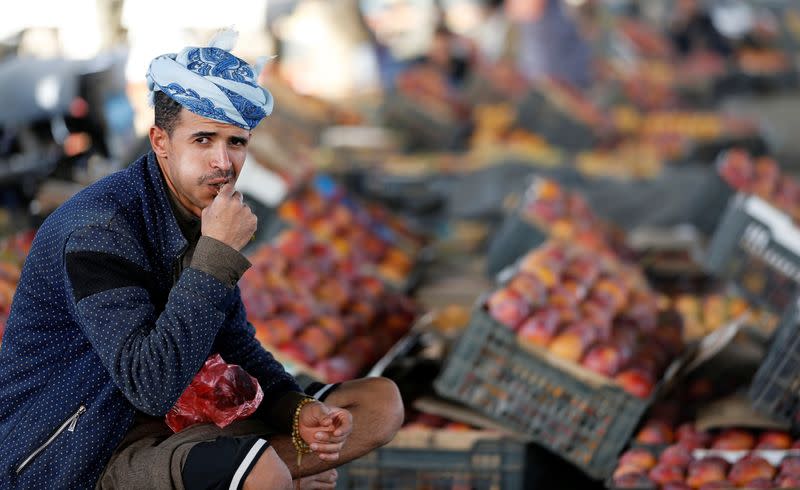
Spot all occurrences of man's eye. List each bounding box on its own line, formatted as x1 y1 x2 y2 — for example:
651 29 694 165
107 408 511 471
196 137 209 144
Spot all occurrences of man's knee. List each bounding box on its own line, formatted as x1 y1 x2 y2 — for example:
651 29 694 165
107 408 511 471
243 447 292 490
365 377 404 446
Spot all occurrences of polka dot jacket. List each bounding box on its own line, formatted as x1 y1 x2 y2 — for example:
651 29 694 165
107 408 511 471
0 152 300 489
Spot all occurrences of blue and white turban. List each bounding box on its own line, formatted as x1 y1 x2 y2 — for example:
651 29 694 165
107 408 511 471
146 30 274 131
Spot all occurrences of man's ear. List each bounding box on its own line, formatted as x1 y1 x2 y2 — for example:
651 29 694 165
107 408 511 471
149 125 170 159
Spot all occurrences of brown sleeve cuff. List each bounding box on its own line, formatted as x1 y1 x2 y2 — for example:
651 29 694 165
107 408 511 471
255 391 314 434
190 236 251 288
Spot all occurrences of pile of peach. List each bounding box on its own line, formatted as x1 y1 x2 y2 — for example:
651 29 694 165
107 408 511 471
485 241 683 398
717 149 800 222
240 229 418 383
403 411 475 432
0 230 35 344
615 423 800 489
278 186 423 286
670 293 777 341
522 179 620 253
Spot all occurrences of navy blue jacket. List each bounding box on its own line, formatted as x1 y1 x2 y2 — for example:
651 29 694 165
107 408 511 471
0 152 300 488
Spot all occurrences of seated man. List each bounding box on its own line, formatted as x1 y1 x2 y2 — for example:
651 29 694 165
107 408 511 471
0 30 403 490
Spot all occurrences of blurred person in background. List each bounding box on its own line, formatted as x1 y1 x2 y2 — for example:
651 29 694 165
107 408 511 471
471 0 508 63
507 0 593 88
669 0 732 57
359 0 440 91
0 29 403 490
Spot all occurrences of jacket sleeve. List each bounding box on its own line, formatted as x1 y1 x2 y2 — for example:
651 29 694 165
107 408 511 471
64 225 236 416
213 289 304 431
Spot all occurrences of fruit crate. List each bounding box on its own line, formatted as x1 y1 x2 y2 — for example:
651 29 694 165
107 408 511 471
515 90 597 151
335 428 525 490
705 193 800 314
486 211 547 278
748 297 800 427
434 306 654 480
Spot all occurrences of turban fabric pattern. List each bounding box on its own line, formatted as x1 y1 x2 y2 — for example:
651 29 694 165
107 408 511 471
146 30 274 130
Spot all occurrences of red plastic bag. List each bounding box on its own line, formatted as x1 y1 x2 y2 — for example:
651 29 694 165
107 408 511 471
166 354 264 433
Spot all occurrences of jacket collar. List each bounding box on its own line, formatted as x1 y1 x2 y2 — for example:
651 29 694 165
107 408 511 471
142 151 188 265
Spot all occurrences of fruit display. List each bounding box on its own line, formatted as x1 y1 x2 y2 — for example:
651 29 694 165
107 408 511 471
520 178 629 256
615 423 800 489
737 49 792 75
614 18 675 59
669 293 778 341
484 240 683 398
575 141 665 180
469 104 564 166
0 230 35 345
535 78 610 129
395 66 470 120
240 228 419 383
338 406 525 489
277 175 426 287
402 410 479 432
717 149 800 222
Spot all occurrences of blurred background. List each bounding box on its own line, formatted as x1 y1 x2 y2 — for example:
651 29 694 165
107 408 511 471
3 0 800 235
5 1 800 488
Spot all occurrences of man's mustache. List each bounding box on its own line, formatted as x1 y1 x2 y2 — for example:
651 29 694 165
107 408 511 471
198 170 235 185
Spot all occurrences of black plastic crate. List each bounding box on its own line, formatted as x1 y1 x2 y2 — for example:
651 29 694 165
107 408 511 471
706 193 800 314
336 431 525 490
516 91 597 151
749 298 800 426
486 212 547 278
433 307 650 480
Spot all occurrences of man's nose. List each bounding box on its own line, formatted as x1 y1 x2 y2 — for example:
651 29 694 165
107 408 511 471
211 143 232 171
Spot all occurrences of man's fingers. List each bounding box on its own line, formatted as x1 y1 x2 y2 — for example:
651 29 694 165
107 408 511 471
331 412 353 437
310 442 343 454
316 453 340 462
218 182 235 197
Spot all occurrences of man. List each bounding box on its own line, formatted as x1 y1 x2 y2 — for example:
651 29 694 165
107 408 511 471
0 30 403 489
669 0 732 57
505 0 593 89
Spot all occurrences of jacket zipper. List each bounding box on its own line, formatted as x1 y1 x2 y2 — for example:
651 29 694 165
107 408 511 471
15 405 86 474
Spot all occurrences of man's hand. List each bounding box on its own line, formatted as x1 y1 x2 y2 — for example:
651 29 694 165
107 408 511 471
201 183 257 251
298 401 353 462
